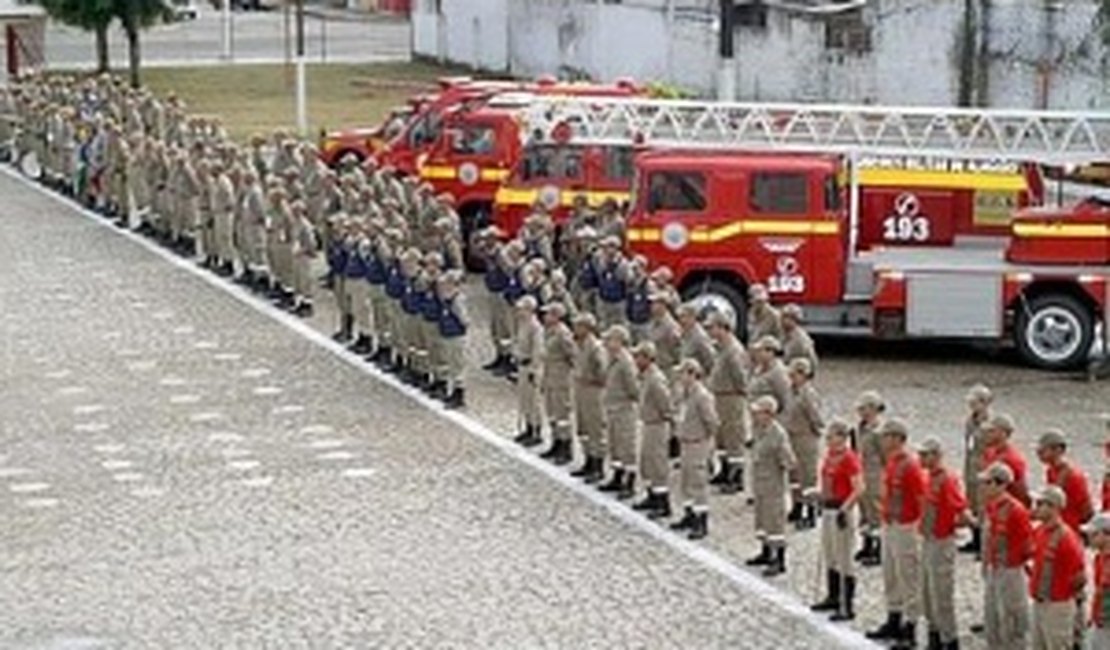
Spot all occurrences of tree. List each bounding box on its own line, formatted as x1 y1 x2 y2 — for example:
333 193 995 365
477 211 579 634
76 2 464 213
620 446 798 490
114 0 170 89
37 0 114 73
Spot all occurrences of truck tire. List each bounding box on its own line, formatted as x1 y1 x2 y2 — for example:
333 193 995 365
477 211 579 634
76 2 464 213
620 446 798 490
1014 293 1094 370
680 278 748 339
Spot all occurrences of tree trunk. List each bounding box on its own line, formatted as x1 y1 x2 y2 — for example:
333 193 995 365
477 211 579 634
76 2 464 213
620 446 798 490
125 22 141 89
94 23 110 73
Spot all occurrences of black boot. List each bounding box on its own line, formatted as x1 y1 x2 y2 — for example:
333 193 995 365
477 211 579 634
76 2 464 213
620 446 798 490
866 612 903 640
571 456 594 478
862 536 882 567
444 388 465 410
373 346 392 368
513 424 535 445
802 504 818 529
539 435 561 460
721 461 744 494
893 621 916 649
670 506 695 531
553 440 572 466
582 457 604 484
787 502 803 523
632 491 657 512
745 543 771 566
811 570 841 612
333 315 353 342
522 426 543 448
482 353 506 372
648 491 672 520
687 511 708 540
709 456 728 485
830 576 856 621
668 436 680 460
350 334 371 354
617 471 636 500
492 357 516 378
927 630 941 650
941 641 959 650
599 467 624 493
762 546 786 577
958 527 981 555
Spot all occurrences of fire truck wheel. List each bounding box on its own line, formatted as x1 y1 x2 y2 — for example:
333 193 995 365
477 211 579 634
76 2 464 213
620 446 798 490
680 278 748 337
1015 293 1095 370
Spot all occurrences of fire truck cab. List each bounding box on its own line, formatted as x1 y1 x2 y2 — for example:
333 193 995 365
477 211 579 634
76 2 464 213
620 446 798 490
627 149 1108 370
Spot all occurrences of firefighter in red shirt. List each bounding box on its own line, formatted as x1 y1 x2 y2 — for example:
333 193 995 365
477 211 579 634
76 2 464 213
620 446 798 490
1087 512 1110 648
1037 429 1094 532
981 413 1031 507
1028 485 1086 650
980 461 1033 648
810 418 864 623
866 418 927 648
918 436 969 650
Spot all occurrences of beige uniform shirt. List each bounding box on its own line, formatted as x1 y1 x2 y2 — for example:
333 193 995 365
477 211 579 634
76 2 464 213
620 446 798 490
650 312 683 373
749 360 791 412
515 315 546 376
542 322 577 391
680 323 716 378
678 383 719 443
639 364 675 425
708 335 749 396
781 382 825 437
782 326 819 373
748 303 784 343
575 335 608 389
603 348 640 409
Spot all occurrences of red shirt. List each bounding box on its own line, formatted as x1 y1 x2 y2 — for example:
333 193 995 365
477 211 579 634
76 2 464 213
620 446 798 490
881 449 927 525
983 492 1033 569
1046 460 1093 532
1093 553 1110 628
821 448 862 504
983 442 1030 505
1028 521 1085 602
920 467 968 540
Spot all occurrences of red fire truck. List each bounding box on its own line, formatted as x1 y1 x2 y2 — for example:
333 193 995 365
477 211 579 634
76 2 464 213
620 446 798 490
524 97 1110 369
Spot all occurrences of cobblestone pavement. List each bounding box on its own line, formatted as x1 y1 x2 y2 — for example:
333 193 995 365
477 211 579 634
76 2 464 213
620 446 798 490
0 171 880 648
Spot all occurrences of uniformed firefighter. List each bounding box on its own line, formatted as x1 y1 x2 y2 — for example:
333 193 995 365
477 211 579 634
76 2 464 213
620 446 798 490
477 228 512 373
866 419 926 648
853 389 887 566
746 283 783 343
364 221 392 362
706 311 750 494
512 295 546 448
1087 513 1110 649
981 413 1032 507
570 313 608 484
290 201 318 317
238 168 268 291
961 383 994 555
212 160 237 276
624 256 652 343
918 436 969 650
979 461 1034 648
410 252 442 388
745 395 797 577
632 340 675 520
419 253 447 394
599 325 641 500
670 358 718 540
1037 428 1094 534
1029 485 1086 650
539 302 577 466
437 270 468 409
780 303 818 375
376 229 405 370
781 357 823 529
648 291 682 376
748 336 791 414
595 236 628 330
497 240 527 378
329 217 354 341
543 268 578 322
390 248 421 375
677 303 715 381
571 227 601 314
811 418 864 623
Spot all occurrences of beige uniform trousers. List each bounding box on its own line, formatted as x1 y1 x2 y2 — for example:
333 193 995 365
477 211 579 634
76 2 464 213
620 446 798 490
639 422 670 488
369 286 389 344
922 536 958 643
861 471 883 533
789 429 820 495
821 508 856 576
489 294 512 355
985 566 1030 648
1033 600 1077 650
754 474 788 544
293 255 314 299
714 394 748 458
334 275 350 319
606 406 640 470
680 438 711 507
881 522 921 619
543 380 573 442
596 300 626 331
422 318 442 378
576 385 606 459
443 337 466 391
215 211 235 263
517 367 543 427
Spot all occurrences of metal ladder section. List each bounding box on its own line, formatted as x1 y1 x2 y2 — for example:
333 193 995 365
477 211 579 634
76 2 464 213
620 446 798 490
520 96 1110 165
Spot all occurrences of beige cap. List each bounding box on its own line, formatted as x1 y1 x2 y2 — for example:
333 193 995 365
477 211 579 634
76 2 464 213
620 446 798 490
1036 428 1068 450
781 303 804 321
631 341 657 360
982 413 1016 434
1032 485 1067 510
601 235 621 248
705 311 733 330
916 436 943 455
602 324 631 344
855 390 885 411
572 312 598 330
748 283 769 301
825 417 852 437
540 301 566 317
752 335 782 353
516 295 538 311
978 461 1014 485
1085 512 1110 535
879 418 909 439
787 357 812 377
750 395 779 414
677 357 704 378
966 383 993 403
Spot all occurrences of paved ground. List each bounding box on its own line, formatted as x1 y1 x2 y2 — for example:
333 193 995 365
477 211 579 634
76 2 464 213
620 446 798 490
0 170 877 648
44 6 410 69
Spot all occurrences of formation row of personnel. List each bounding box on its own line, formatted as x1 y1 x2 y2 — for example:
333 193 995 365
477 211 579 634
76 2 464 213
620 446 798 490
1 73 474 409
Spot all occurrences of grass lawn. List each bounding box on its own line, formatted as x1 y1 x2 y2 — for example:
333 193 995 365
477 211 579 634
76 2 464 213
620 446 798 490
140 61 470 142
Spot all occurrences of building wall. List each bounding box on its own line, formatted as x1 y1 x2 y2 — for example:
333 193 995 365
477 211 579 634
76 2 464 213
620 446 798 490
413 0 1109 109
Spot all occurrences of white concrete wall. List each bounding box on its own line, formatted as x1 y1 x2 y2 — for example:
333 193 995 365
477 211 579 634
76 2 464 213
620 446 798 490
413 0 1109 109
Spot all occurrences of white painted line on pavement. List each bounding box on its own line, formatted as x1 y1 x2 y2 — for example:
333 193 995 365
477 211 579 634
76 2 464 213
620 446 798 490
342 468 376 479
316 451 357 462
252 386 283 396
207 432 243 444
21 497 60 509
4 165 878 650
9 482 51 494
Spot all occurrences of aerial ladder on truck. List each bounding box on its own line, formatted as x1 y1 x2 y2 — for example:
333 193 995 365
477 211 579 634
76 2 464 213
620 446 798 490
519 96 1110 372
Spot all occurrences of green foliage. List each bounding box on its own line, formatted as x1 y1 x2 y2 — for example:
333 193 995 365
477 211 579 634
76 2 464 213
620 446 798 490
644 81 694 100
36 0 114 30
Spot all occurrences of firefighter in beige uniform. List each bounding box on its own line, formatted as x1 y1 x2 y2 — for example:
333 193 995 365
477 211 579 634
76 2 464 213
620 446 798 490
853 389 887 566
212 161 237 275
512 295 546 448
538 302 577 466
599 325 641 500
632 340 675 520
747 283 783 343
746 395 797 577
670 358 718 540
748 336 791 414
961 383 993 554
437 270 468 409
707 311 750 494
290 202 318 316
677 304 716 381
239 169 268 288
571 313 608 484
648 292 682 376
781 357 824 529
780 304 819 375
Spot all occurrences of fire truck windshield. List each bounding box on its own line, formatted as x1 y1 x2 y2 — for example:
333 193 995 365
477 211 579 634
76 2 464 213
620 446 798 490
408 111 443 148
520 145 584 181
450 124 497 155
647 171 707 212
